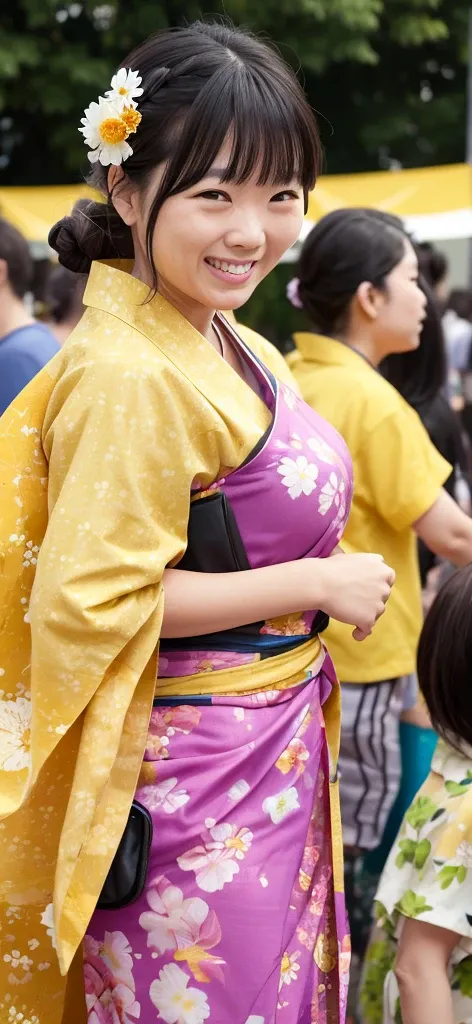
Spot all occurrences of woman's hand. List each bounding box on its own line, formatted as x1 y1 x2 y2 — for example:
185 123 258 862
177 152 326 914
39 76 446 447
315 552 395 641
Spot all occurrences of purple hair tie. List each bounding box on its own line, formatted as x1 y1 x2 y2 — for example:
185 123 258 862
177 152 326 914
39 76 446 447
286 277 303 309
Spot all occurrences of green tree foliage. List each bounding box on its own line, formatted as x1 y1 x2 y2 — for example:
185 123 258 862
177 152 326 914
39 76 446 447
0 0 469 340
0 0 469 184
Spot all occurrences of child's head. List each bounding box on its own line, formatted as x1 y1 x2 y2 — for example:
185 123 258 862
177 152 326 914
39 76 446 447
418 565 472 750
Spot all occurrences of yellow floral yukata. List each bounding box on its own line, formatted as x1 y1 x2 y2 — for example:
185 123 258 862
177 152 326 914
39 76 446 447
0 263 345 1023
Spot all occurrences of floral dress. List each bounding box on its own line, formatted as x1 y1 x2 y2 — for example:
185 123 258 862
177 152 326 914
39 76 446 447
361 739 472 1024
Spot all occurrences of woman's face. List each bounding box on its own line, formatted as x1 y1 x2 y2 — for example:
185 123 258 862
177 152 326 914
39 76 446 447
136 143 305 326
374 240 427 355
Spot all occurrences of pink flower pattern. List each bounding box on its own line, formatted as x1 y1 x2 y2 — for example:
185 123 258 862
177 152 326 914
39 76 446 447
177 823 253 893
84 931 140 1023
139 875 225 984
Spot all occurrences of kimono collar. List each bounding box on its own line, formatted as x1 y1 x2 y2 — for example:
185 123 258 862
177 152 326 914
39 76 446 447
83 260 270 426
293 332 377 373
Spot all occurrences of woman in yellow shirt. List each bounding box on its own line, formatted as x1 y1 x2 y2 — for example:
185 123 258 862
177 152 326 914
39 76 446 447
287 207 472 1007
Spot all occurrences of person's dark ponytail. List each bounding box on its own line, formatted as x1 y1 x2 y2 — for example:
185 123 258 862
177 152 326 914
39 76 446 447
48 198 134 274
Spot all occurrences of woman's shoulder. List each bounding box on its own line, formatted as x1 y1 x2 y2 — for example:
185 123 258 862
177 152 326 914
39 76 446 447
63 305 169 370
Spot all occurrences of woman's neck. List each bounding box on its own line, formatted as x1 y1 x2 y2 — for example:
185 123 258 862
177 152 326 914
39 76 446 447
337 329 381 368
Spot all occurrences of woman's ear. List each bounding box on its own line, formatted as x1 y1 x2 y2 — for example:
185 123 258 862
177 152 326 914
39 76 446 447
355 280 383 322
107 167 140 227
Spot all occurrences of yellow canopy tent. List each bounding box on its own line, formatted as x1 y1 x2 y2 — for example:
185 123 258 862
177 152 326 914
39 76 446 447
306 162 472 242
0 163 471 251
0 184 92 250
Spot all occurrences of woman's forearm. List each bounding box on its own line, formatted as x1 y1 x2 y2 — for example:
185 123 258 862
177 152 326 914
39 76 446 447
160 550 395 640
160 561 313 638
415 489 472 566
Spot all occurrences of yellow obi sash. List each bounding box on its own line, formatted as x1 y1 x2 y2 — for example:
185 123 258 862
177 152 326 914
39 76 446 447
155 635 323 697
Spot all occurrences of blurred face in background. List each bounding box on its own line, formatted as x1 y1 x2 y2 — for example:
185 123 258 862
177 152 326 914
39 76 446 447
355 238 427 362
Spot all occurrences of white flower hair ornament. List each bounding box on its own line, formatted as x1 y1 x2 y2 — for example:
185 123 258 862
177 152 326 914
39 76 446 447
79 68 144 166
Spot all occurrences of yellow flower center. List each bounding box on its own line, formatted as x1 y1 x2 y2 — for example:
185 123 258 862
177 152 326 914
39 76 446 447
225 835 245 851
121 106 142 135
99 117 128 145
281 953 291 974
119 86 128 95
276 795 288 815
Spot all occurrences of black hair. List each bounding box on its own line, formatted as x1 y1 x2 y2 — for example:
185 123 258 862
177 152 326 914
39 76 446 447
0 216 33 299
418 564 472 752
49 21 320 289
417 241 448 291
296 208 408 336
45 265 86 324
446 288 472 323
381 278 446 410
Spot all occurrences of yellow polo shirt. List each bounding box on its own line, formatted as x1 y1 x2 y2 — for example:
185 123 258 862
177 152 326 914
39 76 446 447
289 333 451 683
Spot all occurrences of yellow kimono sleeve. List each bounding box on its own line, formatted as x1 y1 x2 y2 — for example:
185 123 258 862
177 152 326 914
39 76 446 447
1 357 192 979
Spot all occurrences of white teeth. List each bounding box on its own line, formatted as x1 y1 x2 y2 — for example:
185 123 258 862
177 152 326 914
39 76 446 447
207 258 253 276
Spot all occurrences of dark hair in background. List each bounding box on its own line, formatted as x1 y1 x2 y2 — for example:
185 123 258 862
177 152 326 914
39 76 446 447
381 278 446 410
447 288 472 323
49 21 320 290
0 215 34 299
45 265 86 324
416 241 448 291
296 208 407 336
418 564 472 751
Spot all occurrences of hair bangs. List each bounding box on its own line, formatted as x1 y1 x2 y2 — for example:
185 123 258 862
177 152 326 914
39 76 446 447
221 68 319 194
160 61 319 203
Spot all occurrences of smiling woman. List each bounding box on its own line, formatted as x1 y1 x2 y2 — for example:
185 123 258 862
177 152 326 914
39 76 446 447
0 21 396 1024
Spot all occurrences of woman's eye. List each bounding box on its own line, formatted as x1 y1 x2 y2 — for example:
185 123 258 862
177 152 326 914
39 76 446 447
197 190 229 202
271 190 300 203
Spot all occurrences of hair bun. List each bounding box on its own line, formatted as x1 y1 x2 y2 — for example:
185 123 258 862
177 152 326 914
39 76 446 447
49 198 134 274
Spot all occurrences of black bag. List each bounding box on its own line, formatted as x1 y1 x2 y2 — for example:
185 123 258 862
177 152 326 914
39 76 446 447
97 801 152 910
177 490 329 635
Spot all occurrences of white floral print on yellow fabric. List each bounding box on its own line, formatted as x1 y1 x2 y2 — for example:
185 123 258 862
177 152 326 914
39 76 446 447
149 963 210 1024
7 1007 39 1024
40 903 57 950
277 455 318 499
177 823 253 893
0 697 32 771
262 785 300 824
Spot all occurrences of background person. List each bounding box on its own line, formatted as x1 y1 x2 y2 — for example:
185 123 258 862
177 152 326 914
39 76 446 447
0 216 59 415
44 263 86 346
361 564 472 1024
287 207 472 1017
